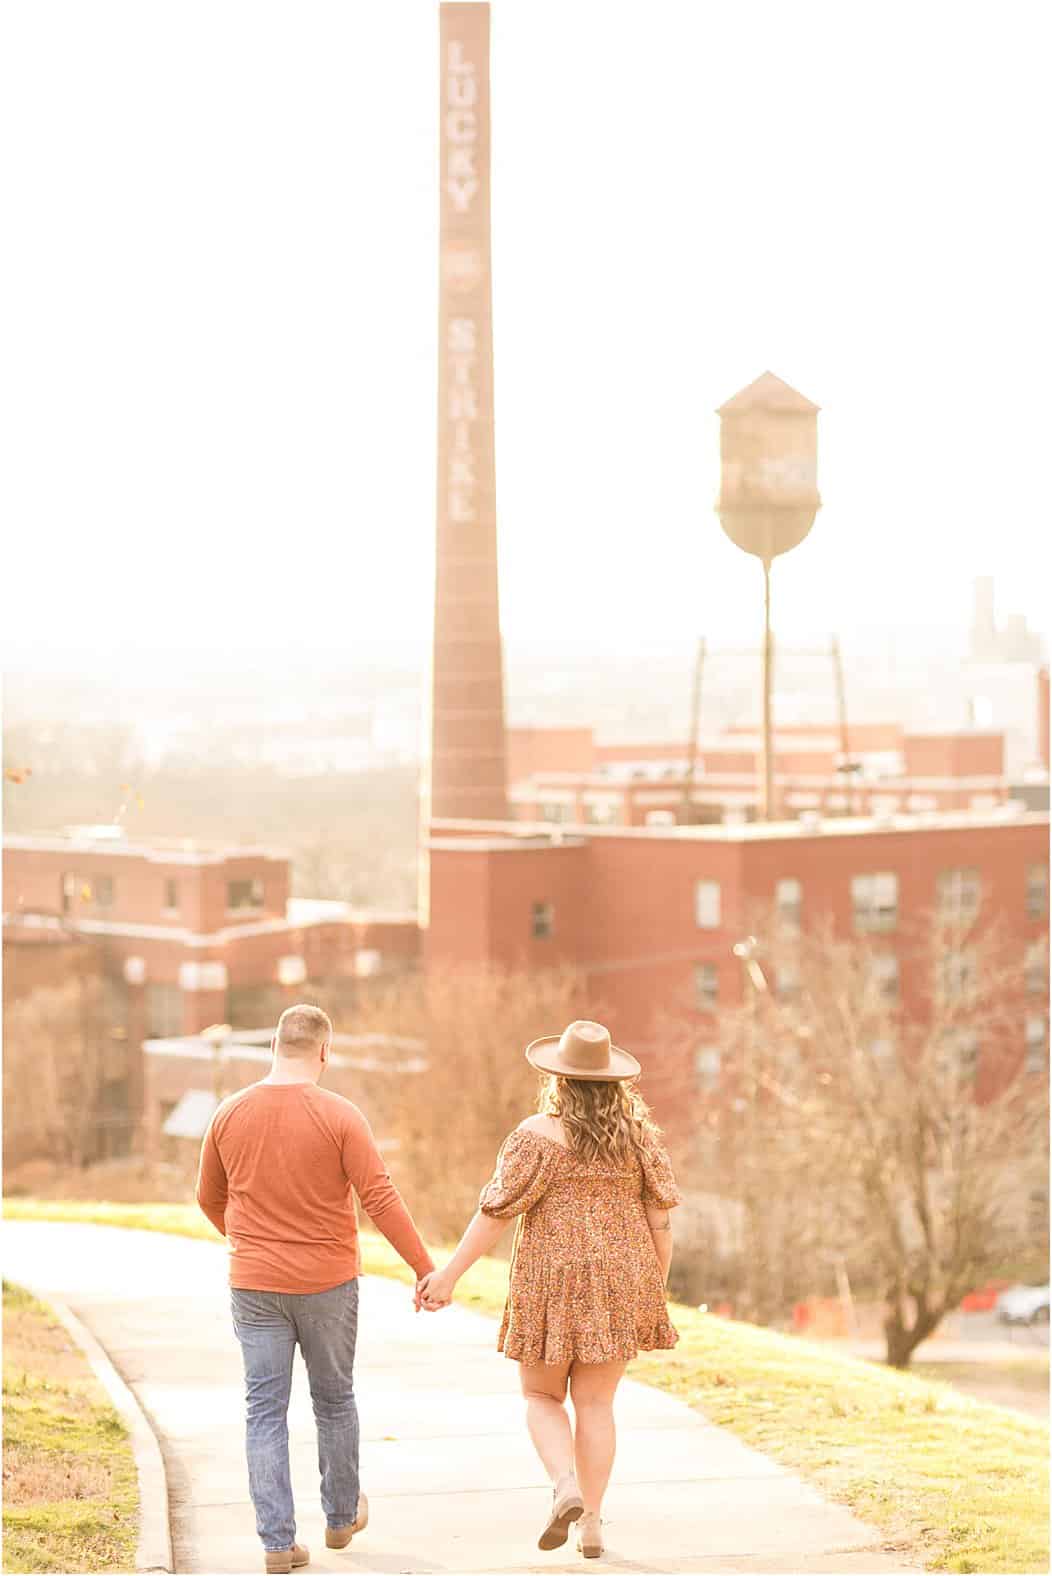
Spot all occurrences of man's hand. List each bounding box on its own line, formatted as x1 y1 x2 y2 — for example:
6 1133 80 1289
414 1272 440 1312
419 1264 456 1311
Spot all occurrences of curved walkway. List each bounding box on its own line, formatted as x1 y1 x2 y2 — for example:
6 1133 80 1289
2 1222 916 1574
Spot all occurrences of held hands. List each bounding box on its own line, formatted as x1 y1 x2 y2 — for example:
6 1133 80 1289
413 1265 456 1313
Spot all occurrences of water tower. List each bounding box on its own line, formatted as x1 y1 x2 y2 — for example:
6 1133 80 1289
716 372 821 818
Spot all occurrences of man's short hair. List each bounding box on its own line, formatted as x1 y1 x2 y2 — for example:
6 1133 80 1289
275 1004 333 1058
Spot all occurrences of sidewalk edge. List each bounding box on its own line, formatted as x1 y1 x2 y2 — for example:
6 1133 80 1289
15 1279 174 1574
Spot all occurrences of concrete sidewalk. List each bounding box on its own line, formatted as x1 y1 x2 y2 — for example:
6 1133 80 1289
2 1222 917 1574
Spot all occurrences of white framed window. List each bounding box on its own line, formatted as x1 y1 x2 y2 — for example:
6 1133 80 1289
694 963 718 1008
228 877 264 911
938 949 975 1002
937 868 982 923
163 878 180 913
146 983 183 1038
775 878 802 931
1027 863 1049 920
1025 941 1048 995
694 880 721 929
695 1045 721 1091
277 955 307 987
869 953 899 1001
852 872 898 933
532 901 555 940
178 961 228 992
354 948 383 978
1025 1016 1049 1075
585 801 619 825
775 961 800 999
937 1027 979 1082
540 801 572 824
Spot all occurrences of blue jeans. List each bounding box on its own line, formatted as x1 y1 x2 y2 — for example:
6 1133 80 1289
231 1279 360 1552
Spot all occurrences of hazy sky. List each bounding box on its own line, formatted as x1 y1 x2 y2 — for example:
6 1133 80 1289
2 0 1048 671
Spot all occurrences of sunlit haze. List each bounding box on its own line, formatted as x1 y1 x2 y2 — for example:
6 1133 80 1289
2 0 1049 676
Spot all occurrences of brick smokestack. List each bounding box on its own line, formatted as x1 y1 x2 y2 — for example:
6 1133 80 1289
425 2 508 829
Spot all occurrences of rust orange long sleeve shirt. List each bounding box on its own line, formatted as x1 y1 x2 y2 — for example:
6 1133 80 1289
195 1081 433 1294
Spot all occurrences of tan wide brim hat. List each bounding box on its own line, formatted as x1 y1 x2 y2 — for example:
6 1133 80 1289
525 1019 641 1082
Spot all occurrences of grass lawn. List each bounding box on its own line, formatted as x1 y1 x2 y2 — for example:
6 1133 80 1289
911 1357 1049 1421
2 1280 138 1574
6 1197 1049 1574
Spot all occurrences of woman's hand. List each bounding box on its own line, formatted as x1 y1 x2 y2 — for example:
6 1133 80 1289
420 1265 457 1311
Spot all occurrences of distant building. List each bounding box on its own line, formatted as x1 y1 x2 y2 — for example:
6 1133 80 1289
2 829 420 1149
969 576 1043 665
506 722 1023 827
426 809 1049 1131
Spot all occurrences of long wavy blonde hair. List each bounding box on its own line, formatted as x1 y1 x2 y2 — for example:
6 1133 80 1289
538 1074 660 1166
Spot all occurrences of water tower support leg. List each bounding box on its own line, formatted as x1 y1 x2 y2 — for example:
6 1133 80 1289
761 559 774 820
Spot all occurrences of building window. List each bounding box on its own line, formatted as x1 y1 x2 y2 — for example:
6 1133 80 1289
775 878 802 931
1025 942 1048 995
938 1027 979 1082
852 872 898 933
146 983 183 1039
61 871 113 911
694 880 721 930
585 801 618 825
163 879 179 912
938 949 975 1003
1027 863 1049 919
937 868 981 924
1025 1016 1049 1075
532 902 555 939
775 961 800 999
228 877 264 911
277 955 307 987
869 953 899 1001
695 1045 721 1092
541 801 571 824
694 963 718 1009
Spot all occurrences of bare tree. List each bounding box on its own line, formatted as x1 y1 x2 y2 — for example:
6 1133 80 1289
3 975 122 1171
348 965 588 1240
711 913 1048 1366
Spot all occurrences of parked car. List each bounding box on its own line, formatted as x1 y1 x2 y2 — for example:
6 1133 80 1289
996 1283 1050 1325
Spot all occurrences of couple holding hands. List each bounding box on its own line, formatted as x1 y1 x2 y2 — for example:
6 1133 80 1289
197 1007 680 1572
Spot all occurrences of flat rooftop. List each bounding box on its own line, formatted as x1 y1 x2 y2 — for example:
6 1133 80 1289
3 831 290 864
430 806 1049 847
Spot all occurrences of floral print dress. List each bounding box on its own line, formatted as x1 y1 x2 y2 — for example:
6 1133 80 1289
478 1125 682 1366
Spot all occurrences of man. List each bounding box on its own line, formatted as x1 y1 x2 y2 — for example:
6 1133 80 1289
195 1003 434 1575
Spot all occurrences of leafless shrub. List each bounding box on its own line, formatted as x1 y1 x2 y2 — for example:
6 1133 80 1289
705 910 1048 1364
348 964 588 1240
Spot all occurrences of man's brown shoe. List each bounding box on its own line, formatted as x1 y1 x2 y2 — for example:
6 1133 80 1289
325 1491 369 1550
264 1544 309 1574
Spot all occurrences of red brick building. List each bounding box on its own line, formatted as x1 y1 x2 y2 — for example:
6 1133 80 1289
2 829 420 1149
507 724 1026 828
427 810 1050 1126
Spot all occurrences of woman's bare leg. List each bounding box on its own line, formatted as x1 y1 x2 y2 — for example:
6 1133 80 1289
569 1359 626 1518
518 1360 574 1484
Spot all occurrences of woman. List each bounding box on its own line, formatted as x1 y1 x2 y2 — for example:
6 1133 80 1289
420 1020 681 1559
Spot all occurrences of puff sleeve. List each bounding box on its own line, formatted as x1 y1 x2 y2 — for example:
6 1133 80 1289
479 1128 555 1219
640 1136 683 1210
